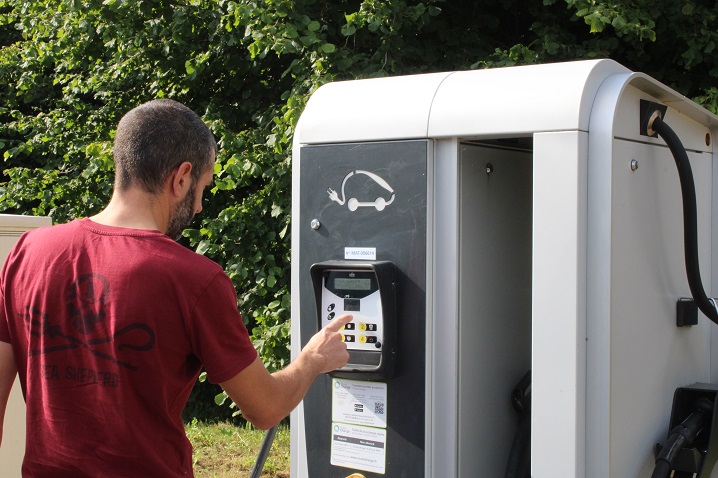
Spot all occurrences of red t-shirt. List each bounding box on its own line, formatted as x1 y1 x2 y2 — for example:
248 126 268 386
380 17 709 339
0 218 258 477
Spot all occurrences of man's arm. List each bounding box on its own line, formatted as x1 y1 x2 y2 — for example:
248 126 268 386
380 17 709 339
220 314 352 430
0 341 17 447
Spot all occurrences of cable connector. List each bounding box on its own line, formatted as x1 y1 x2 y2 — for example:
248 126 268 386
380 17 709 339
640 99 668 137
653 397 713 478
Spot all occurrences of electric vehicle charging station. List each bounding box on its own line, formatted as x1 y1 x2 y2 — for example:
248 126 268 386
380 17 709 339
290 59 718 477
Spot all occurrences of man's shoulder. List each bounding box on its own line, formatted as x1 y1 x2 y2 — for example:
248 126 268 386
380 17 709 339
11 219 77 249
167 241 224 274
21 217 93 239
24 218 75 235
19 219 222 275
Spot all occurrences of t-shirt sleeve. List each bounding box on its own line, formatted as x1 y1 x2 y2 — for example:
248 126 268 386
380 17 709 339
187 271 258 383
0 290 9 343
0 254 11 344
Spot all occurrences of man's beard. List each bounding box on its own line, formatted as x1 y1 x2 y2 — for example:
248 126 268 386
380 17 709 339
166 182 196 240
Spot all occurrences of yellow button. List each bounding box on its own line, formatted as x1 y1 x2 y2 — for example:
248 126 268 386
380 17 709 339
359 323 366 331
359 335 367 343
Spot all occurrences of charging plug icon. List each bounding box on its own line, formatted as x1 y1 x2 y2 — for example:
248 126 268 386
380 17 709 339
327 170 395 211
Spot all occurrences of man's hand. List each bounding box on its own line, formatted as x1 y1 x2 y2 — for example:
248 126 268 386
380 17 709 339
302 313 352 374
220 314 353 429
220 315 352 430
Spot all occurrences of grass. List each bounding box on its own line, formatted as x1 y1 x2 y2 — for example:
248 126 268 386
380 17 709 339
185 419 290 477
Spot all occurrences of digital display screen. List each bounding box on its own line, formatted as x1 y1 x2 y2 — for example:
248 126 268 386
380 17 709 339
334 278 372 291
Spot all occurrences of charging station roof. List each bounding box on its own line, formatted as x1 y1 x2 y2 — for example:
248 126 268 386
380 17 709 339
298 59 632 144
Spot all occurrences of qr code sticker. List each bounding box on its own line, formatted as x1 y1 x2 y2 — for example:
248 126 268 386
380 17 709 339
374 402 385 415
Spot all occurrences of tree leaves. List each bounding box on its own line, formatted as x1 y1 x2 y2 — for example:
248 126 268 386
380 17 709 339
1 0 717 415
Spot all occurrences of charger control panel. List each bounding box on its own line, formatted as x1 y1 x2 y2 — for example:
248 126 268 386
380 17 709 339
310 260 397 379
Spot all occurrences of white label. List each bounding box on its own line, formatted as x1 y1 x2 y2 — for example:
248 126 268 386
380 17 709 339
344 247 376 260
332 378 387 428
331 423 387 474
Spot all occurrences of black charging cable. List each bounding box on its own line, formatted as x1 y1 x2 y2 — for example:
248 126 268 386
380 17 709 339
249 423 279 478
652 397 714 478
505 371 531 478
649 114 718 325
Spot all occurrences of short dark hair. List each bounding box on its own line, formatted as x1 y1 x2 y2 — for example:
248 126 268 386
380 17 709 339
113 99 216 194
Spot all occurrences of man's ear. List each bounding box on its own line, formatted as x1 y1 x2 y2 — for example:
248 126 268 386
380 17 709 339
169 162 194 198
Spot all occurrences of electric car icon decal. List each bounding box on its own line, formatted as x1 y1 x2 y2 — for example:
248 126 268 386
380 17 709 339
327 170 396 211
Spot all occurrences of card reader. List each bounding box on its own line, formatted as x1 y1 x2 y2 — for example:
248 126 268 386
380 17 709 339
310 260 397 380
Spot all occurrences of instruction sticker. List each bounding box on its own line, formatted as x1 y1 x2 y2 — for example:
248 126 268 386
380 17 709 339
332 378 387 428
331 422 387 474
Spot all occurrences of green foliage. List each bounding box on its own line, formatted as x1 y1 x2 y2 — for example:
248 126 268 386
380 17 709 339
560 0 718 111
183 372 244 423
567 0 657 40
2 0 717 417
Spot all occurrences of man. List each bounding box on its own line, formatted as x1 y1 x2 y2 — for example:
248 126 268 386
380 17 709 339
0 99 350 476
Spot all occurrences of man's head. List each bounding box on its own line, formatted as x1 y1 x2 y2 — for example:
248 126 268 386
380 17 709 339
113 99 216 195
